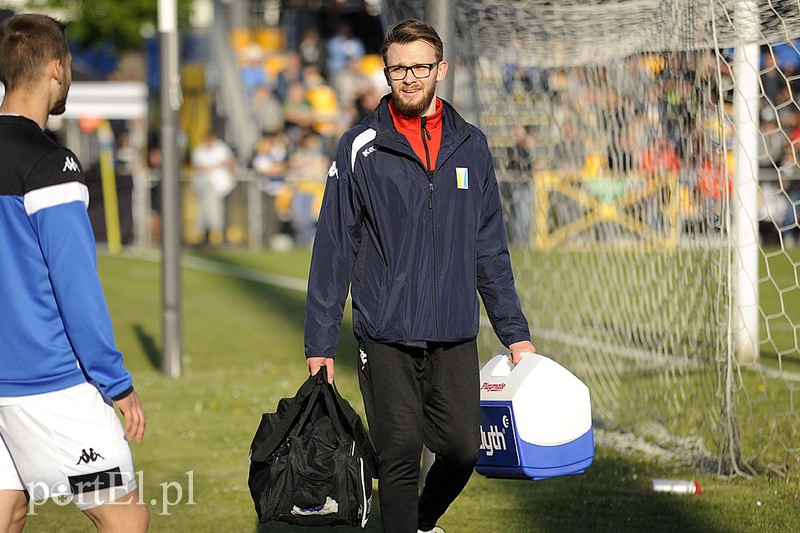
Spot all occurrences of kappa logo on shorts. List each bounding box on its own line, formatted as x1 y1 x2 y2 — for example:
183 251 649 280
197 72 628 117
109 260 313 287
75 448 105 465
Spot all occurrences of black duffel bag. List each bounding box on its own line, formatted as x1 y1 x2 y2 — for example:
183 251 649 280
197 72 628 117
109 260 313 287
248 366 378 527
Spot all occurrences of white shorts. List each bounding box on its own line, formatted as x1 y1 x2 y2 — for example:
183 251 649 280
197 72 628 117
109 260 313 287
0 383 137 510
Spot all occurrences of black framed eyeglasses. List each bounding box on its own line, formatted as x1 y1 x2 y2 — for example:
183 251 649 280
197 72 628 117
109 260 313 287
384 61 440 81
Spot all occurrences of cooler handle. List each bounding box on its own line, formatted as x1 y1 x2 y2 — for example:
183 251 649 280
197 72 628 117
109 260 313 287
489 352 536 377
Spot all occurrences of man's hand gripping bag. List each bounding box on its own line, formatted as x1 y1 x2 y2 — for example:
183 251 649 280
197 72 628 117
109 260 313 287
248 367 378 527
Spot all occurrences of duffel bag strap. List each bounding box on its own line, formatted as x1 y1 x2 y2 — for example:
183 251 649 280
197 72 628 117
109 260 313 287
329 377 379 477
251 372 323 462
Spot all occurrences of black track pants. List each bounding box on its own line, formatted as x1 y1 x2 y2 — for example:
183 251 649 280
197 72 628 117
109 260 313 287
357 340 481 533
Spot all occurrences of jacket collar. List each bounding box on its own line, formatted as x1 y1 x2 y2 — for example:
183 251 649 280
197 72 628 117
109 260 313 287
371 94 472 159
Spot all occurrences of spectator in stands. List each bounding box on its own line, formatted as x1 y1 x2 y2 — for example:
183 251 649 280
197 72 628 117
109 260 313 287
775 87 798 133
502 62 545 94
301 63 327 89
114 128 135 245
239 46 269 100
785 109 800 146
334 56 371 119
553 119 586 171
326 22 365 87
275 51 304 101
190 130 237 246
282 80 315 144
298 27 326 78
355 82 383 122
773 39 800 76
252 85 285 135
501 124 535 247
146 136 163 245
639 137 680 176
761 47 783 107
697 157 731 231
758 114 785 173
760 143 800 246
638 136 680 234
285 131 328 247
759 177 793 246
252 130 290 247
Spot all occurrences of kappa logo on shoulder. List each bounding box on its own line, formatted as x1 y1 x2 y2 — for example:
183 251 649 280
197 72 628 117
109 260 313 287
62 156 80 173
327 160 339 180
361 145 376 158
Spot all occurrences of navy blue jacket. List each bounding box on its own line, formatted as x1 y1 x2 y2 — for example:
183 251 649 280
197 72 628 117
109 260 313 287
304 96 530 358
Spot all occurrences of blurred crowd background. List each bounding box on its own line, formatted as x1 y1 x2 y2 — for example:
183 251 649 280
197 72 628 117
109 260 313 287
1 0 798 251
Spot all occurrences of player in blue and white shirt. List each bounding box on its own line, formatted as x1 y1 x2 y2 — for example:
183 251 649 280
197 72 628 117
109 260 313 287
0 14 149 531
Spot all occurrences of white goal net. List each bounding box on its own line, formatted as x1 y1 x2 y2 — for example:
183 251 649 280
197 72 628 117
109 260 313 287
383 0 800 475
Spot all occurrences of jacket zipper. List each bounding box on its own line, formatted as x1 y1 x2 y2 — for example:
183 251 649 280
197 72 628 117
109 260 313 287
420 117 439 340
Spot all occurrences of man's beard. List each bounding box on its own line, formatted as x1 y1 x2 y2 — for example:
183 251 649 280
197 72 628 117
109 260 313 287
391 81 436 117
50 83 69 115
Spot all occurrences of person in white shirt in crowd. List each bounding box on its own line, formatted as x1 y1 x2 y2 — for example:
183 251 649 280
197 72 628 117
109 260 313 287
191 130 237 246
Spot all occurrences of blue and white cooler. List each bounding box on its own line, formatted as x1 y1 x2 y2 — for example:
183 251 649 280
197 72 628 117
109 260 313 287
475 352 594 480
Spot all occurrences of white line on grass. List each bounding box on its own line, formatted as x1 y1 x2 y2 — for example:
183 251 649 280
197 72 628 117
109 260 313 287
105 249 308 293
181 255 308 292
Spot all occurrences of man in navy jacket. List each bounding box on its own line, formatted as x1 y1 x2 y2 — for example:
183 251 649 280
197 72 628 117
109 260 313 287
305 19 535 533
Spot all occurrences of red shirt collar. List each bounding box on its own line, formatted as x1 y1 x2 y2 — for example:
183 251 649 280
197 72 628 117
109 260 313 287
388 97 443 135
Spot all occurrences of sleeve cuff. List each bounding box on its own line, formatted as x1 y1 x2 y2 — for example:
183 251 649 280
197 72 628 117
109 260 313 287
111 386 134 401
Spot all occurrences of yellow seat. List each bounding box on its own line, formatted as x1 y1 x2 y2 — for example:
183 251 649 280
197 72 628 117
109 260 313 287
264 55 286 78
306 85 339 134
257 27 285 51
230 27 252 51
306 85 338 114
360 54 384 75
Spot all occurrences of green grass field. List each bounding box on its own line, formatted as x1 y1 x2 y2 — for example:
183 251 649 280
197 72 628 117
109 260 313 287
25 248 800 532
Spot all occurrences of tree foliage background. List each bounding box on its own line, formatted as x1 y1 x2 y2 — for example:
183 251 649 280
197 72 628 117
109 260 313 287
28 0 193 52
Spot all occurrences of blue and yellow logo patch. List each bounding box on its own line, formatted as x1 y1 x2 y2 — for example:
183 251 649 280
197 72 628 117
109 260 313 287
456 167 469 190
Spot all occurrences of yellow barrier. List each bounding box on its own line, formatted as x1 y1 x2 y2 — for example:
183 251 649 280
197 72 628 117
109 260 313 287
532 170 681 250
98 120 122 254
